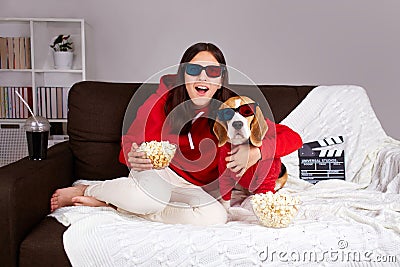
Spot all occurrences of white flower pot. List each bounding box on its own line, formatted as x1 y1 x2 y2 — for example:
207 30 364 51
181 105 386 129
53 51 73 69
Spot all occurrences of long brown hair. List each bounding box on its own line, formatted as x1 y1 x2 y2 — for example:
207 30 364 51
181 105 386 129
165 43 233 134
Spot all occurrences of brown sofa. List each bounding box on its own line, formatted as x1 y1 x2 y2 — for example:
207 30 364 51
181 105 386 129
0 81 315 266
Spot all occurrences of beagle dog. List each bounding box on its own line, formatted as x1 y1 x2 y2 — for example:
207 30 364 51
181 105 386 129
213 96 288 203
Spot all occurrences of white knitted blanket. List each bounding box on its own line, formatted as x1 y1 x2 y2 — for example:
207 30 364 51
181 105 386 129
50 85 400 266
281 85 400 193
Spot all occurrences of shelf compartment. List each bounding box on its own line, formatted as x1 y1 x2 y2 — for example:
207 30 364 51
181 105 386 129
32 20 83 70
35 72 83 88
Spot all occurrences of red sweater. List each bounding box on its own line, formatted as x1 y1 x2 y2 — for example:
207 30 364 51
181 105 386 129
119 75 302 188
119 75 221 186
218 119 301 201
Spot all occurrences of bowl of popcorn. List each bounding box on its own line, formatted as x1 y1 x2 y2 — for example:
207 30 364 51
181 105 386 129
137 141 177 169
251 192 301 228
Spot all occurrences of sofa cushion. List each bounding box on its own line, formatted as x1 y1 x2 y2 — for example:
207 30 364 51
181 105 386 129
20 217 70 267
258 85 314 122
68 82 140 179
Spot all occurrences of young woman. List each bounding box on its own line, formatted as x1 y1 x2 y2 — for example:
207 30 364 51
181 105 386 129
50 42 302 226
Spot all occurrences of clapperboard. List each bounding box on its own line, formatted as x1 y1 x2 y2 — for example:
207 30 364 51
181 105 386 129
298 136 345 184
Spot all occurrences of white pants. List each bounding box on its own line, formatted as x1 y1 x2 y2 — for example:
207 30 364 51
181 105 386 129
84 168 227 226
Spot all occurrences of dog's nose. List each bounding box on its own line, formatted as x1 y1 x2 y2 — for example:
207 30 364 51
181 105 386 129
232 121 243 130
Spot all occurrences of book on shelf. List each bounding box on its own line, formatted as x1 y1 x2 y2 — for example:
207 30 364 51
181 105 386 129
57 87 63 118
23 87 28 117
14 88 19 118
0 87 4 118
46 87 51 118
37 86 41 117
0 37 31 69
10 87 15 118
3 87 8 118
62 87 68 118
24 37 31 69
0 37 7 69
6 38 14 69
7 88 12 117
36 87 69 119
40 87 47 118
19 37 26 70
0 86 33 119
14 38 20 69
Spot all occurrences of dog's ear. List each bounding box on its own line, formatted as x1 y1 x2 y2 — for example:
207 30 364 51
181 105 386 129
249 105 268 147
213 118 229 147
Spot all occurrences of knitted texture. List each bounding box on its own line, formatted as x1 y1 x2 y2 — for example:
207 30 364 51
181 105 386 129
52 188 400 267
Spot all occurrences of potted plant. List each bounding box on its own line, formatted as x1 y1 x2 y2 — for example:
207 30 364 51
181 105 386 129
50 34 74 69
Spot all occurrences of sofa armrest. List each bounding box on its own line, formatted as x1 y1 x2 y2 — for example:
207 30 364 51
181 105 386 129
368 140 400 193
0 141 74 267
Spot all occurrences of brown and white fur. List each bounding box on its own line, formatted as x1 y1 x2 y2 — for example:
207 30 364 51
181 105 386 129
213 96 288 191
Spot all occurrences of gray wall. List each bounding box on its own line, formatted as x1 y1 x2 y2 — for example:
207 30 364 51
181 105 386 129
2 0 399 139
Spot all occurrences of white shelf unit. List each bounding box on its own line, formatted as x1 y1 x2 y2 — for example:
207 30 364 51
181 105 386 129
0 17 86 122
0 18 85 167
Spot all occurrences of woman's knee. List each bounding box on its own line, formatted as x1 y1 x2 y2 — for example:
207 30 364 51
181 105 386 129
177 201 227 226
198 202 228 225
133 170 173 209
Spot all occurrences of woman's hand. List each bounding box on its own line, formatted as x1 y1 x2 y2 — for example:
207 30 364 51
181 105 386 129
225 144 261 177
127 143 153 171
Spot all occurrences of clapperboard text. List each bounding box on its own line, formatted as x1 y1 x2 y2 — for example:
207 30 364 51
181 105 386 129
298 136 345 184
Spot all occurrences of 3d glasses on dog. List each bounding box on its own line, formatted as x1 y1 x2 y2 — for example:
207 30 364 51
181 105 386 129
216 103 258 121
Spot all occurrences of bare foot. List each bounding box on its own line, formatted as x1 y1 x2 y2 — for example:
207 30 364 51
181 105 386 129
50 184 88 212
72 196 110 208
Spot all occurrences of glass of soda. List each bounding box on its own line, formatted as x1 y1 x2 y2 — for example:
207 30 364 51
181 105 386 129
24 116 51 160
